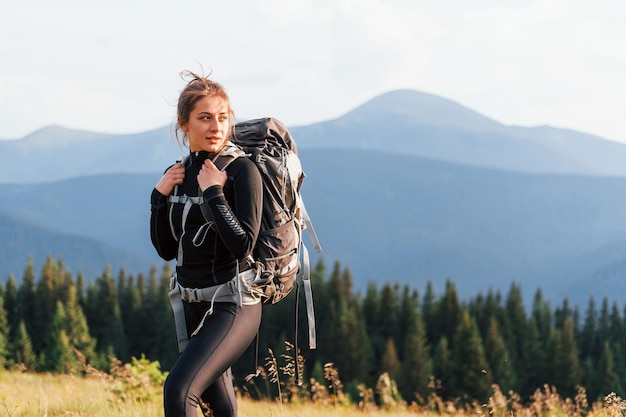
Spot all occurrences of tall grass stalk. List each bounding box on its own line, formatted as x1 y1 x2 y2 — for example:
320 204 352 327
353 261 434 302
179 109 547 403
264 348 283 415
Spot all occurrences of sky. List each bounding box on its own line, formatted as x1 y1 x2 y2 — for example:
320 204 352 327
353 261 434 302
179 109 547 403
2 0 626 143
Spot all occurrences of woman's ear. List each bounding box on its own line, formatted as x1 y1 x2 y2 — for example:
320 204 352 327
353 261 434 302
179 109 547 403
178 116 188 132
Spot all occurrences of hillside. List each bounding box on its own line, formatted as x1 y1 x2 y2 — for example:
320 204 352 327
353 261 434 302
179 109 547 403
0 212 154 280
3 89 626 306
2 150 626 306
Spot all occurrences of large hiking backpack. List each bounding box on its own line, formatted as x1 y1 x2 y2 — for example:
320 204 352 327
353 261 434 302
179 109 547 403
231 117 321 383
230 117 321 305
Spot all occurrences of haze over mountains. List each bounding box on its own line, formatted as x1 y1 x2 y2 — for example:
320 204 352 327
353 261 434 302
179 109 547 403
2 89 626 307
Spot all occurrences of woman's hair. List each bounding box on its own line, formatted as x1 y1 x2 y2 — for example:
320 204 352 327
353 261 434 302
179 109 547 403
175 70 234 147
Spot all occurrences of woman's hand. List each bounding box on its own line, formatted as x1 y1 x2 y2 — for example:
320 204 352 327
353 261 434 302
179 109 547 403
155 163 185 196
198 159 227 191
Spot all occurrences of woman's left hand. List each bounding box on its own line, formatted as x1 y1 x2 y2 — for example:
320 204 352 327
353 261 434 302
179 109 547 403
198 159 227 191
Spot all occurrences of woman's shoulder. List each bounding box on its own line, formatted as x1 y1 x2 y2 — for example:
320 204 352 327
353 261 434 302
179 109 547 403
229 154 256 170
228 155 261 181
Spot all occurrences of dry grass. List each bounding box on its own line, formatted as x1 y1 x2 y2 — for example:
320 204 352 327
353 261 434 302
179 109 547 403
0 371 161 416
2 370 626 417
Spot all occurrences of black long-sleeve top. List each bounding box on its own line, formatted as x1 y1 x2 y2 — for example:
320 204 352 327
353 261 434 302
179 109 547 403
150 150 263 288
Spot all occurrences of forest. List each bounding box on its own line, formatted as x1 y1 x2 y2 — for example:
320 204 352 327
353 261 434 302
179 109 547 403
0 255 623 406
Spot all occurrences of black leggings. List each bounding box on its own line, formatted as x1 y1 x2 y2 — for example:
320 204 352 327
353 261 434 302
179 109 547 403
164 301 262 417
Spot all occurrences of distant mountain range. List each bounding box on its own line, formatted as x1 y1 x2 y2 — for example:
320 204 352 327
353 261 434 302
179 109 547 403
3 89 626 184
2 89 626 307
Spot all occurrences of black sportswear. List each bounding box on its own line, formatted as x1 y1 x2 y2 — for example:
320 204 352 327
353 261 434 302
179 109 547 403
150 150 263 288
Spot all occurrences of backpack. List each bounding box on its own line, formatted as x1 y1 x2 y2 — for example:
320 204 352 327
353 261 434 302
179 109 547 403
231 118 321 384
230 118 322 305
168 117 321 360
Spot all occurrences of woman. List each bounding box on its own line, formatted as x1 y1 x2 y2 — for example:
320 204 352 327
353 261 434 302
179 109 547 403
150 71 263 417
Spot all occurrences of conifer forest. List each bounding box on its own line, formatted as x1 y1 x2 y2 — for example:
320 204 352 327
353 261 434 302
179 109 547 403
0 255 623 405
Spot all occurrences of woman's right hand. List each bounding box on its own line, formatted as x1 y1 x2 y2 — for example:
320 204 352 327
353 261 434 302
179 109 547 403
155 163 185 196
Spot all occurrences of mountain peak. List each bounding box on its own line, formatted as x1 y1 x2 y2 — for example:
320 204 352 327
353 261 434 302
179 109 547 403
340 89 504 131
17 125 107 150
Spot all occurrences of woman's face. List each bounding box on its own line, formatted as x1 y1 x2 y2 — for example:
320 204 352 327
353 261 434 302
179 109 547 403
181 95 231 153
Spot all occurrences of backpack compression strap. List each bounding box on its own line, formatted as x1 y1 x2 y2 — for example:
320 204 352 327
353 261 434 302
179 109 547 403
301 244 316 349
299 197 322 254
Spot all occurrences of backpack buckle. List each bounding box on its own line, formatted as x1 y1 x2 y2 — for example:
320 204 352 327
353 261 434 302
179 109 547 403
182 287 200 302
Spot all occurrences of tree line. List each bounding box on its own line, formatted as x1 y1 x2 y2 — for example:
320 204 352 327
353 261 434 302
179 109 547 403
0 255 624 404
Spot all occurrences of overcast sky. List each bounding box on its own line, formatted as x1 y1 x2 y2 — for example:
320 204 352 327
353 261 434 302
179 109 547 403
2 0 625 143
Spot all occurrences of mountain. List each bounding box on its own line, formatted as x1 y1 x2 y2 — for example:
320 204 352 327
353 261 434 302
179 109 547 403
2 89 626 307
0 212 154 280
0 125 180 183
2 150 626 307
3 90 626 184
0 173 163 260
291 90 626 176
299 149 626 305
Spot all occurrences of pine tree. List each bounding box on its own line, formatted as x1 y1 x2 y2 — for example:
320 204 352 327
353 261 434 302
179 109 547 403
362 280 385 382
450 310 492 402
520 318 546 398
483 317 515 392
598 298 611 356
120 271 145 357
145 264 177 369
3 275 19 349
45 301 78 373
321 264 343 370
363 281 381 327
399 306 432 403
607 303 626 390
432 336 451 399
397 285 419 361
437 279 463 349
579 297 598 361
327 261 348 301
13 320 36 371
554 298 574 329
421 281 437 343
0 293 9 368
17 256 37 356
348 300 373 384
595 341 621 400
323 266 372 384
502 282 527 371
471 289 502 338
531 288 552 342
378 282 400 353
64 283 96 365
33 255 63 356
75 271 86 307
87 266 128 363
553 319 581 399
380 338 400 381
322 260 344 365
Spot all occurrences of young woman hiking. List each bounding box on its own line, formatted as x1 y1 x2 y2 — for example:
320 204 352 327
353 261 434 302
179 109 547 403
150 70 263 417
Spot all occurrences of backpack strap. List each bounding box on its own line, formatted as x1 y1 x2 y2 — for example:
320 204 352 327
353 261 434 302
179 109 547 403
167 142 246 265
299 198 322 254
300 244 316 349
212 141 246 171
291 244 315 386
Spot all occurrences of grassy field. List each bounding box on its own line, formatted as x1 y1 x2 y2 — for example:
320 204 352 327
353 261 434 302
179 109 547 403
1 370 625 417
0 370 423 417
